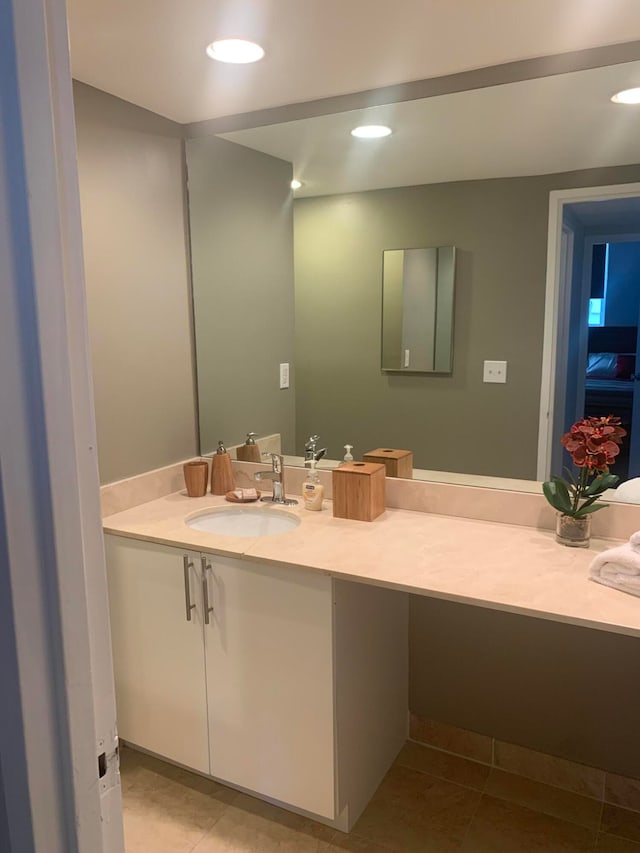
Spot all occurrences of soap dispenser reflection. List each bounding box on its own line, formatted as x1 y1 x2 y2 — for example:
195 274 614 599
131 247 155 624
236 432 261 463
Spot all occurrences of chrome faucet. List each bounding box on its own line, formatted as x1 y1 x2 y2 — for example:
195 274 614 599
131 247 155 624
304 434 327 467
255 453 298 506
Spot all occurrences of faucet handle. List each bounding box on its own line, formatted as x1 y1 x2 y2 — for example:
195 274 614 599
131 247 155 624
262 451 283 472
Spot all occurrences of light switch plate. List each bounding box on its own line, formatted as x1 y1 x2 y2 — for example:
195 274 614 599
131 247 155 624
483 360 507 383
279 362 290 389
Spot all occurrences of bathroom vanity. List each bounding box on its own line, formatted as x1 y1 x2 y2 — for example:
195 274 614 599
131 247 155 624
105 526 408 831
103 489 640 831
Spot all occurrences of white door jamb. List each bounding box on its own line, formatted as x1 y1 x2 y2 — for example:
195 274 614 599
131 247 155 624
1 0 123 850
537 182 640 481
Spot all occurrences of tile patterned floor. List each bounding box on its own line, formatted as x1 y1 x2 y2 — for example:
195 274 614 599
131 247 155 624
120 744 640 852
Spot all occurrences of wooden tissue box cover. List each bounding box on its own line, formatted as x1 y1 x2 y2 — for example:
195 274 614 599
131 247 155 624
362 448 413 479
332 462 386 522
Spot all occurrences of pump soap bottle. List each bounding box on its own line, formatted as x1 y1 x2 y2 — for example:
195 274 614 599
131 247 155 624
344 444 354 462
236 432 261 463
211 441 235 495
302 460 324 511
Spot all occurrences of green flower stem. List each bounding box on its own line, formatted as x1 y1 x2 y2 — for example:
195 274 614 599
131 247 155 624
574 466 589 513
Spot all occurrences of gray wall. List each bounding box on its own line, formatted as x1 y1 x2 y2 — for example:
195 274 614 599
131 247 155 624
73 82 198 484
410 595 640 777
294 164 640 478
0 762 10 853
0 480 33 852
186 136 296 455
0 771 7 852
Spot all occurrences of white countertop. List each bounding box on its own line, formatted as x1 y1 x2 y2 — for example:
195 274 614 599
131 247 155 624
103 492 640 638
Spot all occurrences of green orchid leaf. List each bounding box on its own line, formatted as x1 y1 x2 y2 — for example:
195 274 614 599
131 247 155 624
577 494 602 511
553 478 573 511
552 474 576 498
584 473 619 496
562 467 577 487
599 473 620 489
542 481 564 512
543 480 572 514
574 502 608 518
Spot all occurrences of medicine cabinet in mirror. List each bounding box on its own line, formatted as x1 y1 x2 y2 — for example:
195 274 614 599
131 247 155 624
381 246 456 373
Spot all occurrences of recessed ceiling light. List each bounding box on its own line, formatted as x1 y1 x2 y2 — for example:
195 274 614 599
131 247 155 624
611 87 640 104
206 39 265 64
351 125 392 139
291 179 303 190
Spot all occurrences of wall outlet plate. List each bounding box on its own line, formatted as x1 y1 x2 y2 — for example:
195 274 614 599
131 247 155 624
483 360 507 383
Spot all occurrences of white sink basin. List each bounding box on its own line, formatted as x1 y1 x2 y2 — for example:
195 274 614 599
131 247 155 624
186 506 301 537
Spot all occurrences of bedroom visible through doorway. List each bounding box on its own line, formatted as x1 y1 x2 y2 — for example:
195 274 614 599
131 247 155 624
583 239 640 481
553 195 640 483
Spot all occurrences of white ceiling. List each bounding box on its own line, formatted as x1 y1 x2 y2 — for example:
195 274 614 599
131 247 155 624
222 62 640 196
67 0 640 124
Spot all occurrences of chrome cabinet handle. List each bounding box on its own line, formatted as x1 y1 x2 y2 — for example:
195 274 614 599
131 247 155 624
183 555 195 622
201 555 214 625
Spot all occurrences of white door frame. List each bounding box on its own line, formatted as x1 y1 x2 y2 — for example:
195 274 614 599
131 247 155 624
1 0 123 850
537 182 640 480
547 221 575 475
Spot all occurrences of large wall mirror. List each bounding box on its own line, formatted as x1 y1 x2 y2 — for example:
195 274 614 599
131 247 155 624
186 56 640 497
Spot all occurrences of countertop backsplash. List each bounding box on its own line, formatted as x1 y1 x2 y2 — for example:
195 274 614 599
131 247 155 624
101 458 639 540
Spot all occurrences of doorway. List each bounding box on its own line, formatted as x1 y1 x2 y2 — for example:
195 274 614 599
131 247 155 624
538 185 640 482
579 236 640 482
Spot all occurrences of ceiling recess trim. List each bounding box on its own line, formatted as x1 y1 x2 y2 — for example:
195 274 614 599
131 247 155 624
185 39 640 138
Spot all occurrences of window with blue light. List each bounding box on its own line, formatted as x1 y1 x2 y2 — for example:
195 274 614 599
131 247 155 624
588 243 609 327
588 297 604 326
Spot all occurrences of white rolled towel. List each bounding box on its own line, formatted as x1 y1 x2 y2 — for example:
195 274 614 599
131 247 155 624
589 531 640 597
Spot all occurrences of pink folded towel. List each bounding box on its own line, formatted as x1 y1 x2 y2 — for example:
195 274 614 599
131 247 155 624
589 531 640 597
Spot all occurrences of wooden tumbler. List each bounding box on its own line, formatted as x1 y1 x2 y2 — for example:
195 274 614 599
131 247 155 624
183 460 209 497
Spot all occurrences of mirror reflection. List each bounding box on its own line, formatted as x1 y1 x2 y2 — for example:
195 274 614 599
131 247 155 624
186 59 640 496
381 247 456 373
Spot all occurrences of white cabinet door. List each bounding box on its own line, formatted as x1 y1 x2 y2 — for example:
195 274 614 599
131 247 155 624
204 555 335 818
105 536 210 774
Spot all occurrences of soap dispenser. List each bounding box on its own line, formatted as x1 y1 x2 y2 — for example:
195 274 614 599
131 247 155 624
236 432 261 463
302 459 324 511
344 444 354 462
211 440 235 495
